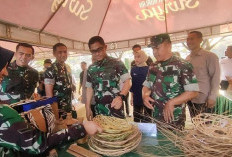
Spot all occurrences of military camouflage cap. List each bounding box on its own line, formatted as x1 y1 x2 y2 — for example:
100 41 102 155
148 33 171 48
44 59 52 64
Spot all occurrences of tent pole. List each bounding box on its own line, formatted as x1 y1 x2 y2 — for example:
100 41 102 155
98 0 112 35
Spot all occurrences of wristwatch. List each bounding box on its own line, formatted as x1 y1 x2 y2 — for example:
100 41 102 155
118 93 126 101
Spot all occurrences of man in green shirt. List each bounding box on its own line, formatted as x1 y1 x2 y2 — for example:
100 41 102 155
0 43 38 104
85 36 131 120
44 43 72 119
142 34 199 129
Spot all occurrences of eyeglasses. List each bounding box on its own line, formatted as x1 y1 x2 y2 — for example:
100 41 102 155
90 47 104 54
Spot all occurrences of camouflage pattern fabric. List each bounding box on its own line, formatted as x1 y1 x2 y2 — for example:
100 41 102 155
38 71 45 83
143 55 199 129
0 61 39 104
86 56 130 118
44 61 72 118
37 71 46 96
0 104 86 157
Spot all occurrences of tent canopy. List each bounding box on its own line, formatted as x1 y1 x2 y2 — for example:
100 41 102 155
0 0 232 59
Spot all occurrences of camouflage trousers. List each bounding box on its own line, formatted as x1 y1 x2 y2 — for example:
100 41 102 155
57 99 72 119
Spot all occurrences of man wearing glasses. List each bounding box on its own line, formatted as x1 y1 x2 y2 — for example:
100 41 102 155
0 43 39 104
85 36 131 120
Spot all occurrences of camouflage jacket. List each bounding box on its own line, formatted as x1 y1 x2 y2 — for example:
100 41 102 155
0 61 39 104
37 71 46 96
0 104 86 157
44 61 72 116
86 56 130 118
143 55 199 128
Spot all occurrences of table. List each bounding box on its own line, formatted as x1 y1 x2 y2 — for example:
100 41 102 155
215 90 232 115
56 131 183 157
55 91 232 156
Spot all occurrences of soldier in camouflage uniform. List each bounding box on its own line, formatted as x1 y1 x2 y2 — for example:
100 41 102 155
44 43 72 118
0 48 102 156
37 59 52 97
0 43 39 104
85 36 131 120
0 104 87 156
142 34 199 129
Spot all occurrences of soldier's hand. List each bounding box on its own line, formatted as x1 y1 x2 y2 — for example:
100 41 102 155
111 96 123 109
86 108 93 121
83 120 103 135
163 100 175 123
143 96 154 110
206 99 215 108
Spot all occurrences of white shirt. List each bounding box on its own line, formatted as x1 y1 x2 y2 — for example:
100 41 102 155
220 58 232 80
